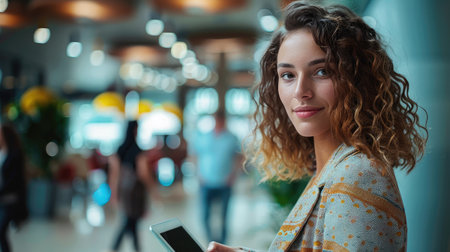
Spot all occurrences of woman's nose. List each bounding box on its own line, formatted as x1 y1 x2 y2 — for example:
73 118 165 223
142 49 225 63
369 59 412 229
294 74 312 100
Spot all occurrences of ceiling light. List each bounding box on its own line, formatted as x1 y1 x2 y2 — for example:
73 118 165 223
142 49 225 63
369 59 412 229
109 45 167 65
258 9 278 32
150 0 246 14
182 50 196 60
158 76 178 93
140 69 155 87
170 41 187 59
129 62 144 80
34 27 51 44
260 15 278 32
90 38 104 66
165 77 177 93
119 63 131 79
194 65 210 82
182 62 198 79
159 32 177 48
90 50 104 66
0 1 28 28
181 56 197 66
67 32 82 57
145 19 164 36
160 76 170 90
29 0 134 22
67 42 82 57
0 0 8 12
152 73 162 88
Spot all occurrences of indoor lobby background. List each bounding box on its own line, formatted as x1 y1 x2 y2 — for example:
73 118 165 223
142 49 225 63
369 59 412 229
0 0 449 251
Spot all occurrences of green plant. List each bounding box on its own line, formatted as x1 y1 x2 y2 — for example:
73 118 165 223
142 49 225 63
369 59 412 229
259 176 311 232
8 99 68 179
264 177 311 210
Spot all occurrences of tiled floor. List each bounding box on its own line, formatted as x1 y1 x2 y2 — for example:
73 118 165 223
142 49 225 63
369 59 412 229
10 175 281 252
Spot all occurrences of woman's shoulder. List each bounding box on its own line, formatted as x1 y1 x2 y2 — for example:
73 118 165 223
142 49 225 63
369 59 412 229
311 152 407 252
325 151 404 210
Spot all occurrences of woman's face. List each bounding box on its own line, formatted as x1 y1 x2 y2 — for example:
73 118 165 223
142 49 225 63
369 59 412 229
277 29 335 139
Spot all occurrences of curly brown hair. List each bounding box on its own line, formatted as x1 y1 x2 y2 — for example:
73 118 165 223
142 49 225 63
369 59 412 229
247 1 428 181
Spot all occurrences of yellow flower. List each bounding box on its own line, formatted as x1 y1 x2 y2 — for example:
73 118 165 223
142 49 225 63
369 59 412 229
93 92 125 113
138 99 153 115
20 87 55 115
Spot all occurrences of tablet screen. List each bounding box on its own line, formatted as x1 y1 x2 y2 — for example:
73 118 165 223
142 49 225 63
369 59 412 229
160 226 203 252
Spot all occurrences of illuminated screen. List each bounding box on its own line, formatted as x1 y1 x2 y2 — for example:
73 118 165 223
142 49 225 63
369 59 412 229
160 226 203 252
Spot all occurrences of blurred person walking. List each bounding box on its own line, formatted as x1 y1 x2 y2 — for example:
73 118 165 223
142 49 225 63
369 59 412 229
193 110 242 244
0 123 28 252
108 121 154 252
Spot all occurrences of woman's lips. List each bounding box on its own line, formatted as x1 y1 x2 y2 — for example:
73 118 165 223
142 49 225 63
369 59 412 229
293 107 324 119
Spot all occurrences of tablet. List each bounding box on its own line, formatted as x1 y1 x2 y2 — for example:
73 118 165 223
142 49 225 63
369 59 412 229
150 218 205 252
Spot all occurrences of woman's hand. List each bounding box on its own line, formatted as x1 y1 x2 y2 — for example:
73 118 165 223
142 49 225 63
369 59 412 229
207 242 239 252
207 242 254 252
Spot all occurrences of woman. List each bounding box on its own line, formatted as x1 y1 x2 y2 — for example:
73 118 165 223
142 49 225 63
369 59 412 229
208 1 427 252
108 120 154 252
0 124 28 252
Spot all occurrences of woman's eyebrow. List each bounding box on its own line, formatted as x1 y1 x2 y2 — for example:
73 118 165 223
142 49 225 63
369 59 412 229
308 58 325 66
277 58 325 69
277 63 294 68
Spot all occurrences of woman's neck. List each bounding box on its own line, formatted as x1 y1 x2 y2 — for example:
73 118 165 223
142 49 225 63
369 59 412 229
313 134 341 174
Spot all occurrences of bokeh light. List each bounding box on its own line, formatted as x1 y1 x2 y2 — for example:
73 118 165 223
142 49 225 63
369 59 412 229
92 183 111 206
159 32 177 48
145 19 164 36
45 141 59 157
86 203 105 227
67 42 82 58
157 157 175 187
34 28 51 44
90 50 105 66
171 41 188 59
0 0 8 12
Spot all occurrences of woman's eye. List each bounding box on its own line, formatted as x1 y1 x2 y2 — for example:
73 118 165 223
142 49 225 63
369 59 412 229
280 72 294 80
315 68 328 77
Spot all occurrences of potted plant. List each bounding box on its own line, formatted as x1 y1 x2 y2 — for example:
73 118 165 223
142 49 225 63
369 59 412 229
263 177 311 231
6 86 69 217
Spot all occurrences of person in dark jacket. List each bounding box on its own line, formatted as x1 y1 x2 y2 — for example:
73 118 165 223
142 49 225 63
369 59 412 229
0 123 28 252
108 120 154 252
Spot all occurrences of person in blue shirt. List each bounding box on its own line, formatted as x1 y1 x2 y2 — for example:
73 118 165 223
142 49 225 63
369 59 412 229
193 109 242 244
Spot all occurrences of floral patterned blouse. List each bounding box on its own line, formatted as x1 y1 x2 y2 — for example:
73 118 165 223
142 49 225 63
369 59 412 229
268 144 407 252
